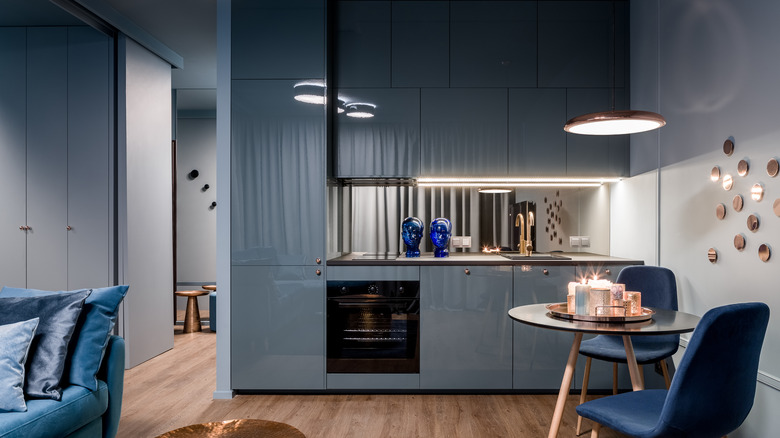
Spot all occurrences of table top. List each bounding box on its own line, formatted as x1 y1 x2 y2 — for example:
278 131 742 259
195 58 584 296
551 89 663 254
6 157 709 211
202 284 217 291
508 303 700 336
156 419 305 438
174 290 210 297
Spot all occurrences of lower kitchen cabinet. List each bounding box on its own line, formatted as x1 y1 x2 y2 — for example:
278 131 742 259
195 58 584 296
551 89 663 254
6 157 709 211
231 265 325 390
420 265 513 389
513 265 575 390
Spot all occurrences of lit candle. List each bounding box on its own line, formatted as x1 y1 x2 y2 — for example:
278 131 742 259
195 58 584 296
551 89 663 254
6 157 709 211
587 278 613 289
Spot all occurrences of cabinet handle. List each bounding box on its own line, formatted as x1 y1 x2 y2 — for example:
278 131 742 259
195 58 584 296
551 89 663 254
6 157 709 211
66 226 72 231
19 225 25 230
543 269 549 276
605 269 612 275
464 269 470 275
315 269 321 276
316 258 322 264
20 225 30 231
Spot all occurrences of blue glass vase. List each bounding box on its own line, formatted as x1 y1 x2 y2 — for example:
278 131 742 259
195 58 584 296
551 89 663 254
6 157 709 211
401 217 423 258
430 217 452 258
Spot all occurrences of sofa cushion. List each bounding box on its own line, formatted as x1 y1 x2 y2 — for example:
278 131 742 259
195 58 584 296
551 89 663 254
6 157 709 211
0 291 90 400
0 286 129 391
0 380 108 438
0 318 39 412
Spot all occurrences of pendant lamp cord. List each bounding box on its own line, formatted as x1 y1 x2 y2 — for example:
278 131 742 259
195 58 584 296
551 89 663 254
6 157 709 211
610 0 616 112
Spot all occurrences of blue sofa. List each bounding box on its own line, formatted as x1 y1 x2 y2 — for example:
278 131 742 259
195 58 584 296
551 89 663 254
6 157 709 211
0 335 125 438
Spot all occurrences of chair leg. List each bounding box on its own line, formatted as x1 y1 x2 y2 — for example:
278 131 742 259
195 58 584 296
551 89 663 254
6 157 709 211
612 362 618 395
576 357 593 436
591 423 601 438
660 359 671 389
639 364 645 387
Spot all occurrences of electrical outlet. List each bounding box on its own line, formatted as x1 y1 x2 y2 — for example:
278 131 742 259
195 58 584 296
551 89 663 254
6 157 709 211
452 236 472 248
580 236 590 247
570 236 581 247
462 236 472 248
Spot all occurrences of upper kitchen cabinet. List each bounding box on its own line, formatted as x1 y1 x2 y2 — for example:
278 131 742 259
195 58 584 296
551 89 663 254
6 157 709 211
391 1 449 88
231 80 326 266
538 1 627 88
421 88 508 176
450 1 537 88
232 0 325 79
566 88 629 177
508 88 567 176
336 88 420 177
337 1 391 88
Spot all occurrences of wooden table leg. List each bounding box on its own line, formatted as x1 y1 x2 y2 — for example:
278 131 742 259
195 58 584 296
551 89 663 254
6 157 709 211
549 332 583 438
621 335 644 391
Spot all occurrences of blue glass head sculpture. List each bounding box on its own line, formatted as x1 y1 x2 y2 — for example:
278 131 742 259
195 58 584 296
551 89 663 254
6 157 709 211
430 217 452 258
401 217 424 258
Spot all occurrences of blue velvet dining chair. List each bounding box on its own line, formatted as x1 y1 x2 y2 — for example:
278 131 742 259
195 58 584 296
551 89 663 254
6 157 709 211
576 302 770 438
576 266 679 435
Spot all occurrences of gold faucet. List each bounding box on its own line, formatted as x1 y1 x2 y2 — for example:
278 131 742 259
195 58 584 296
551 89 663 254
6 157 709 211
526 212 534 256
515 213 526 254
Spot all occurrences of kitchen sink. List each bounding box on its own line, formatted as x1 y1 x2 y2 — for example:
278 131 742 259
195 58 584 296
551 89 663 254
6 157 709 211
500 253 571 261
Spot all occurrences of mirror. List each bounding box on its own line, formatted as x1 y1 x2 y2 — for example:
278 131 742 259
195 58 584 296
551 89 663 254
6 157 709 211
759 244 771 262
722 174 733 190
774 198 780 217
708 248 718 263
715 203 726 220
734 234 745 251
710 166 721 182
751 183 764 202
732 194 743 212
768 158 779 177
747 214 759 232
737 159 749 177
723 138 734 156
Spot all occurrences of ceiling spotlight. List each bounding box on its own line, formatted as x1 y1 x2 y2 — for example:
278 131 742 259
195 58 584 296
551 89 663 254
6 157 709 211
293 80 325 105
345 103 375 118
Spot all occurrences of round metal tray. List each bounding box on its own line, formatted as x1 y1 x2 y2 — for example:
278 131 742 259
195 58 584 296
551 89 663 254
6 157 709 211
545 302 654 323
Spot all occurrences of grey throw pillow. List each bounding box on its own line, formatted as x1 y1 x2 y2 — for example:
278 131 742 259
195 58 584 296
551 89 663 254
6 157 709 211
0 290 90 400
0 318 39 412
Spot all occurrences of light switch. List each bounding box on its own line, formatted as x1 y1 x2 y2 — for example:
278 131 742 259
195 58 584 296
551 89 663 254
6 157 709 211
570 236 581 247
462 236 472 248
452 236 463 247
580 236 590 247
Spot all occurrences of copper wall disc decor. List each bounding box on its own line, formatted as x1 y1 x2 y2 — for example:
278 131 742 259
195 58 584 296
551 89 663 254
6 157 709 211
711 166 721 182
768 158 779 177
715 203 727 220
747 214 760 232
708 248 718 263
734 234 746 251
723 139 735 156
751 183 764 202
722 174 733 190
737 159 750 177
758 244 771 262
774 198 780 217
733 194 744 212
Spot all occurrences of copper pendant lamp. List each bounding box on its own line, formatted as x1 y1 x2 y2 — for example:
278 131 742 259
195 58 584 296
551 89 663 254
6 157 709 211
564 3 665 136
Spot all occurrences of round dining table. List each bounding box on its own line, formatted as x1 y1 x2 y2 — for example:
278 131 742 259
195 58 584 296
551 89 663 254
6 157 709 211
508 303 701 438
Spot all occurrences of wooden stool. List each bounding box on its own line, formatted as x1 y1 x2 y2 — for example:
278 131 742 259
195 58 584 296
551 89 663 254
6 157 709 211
174 290 210 333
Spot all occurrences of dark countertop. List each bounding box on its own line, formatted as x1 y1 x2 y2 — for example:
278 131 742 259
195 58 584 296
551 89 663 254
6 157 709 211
327 252 644 266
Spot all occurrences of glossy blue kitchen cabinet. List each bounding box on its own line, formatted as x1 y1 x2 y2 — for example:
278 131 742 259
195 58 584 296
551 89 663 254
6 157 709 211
420 265 513 389
232 0 325 79
231 80 326 266
449 1 537 88
513 265 576 389
231 265 325 390
336 1 391 88
508 88 567 176
336 88 420 177
391 1 449 88
566 88 629 177
421 88 508 176
538 1 627 88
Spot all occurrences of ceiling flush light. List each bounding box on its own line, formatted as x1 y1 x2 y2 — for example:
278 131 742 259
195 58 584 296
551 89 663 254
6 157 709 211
563 3 666 136
345 103 375 118
293 80 325 105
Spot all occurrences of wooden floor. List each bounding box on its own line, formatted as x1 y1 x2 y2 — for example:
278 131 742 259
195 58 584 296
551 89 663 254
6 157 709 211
118 329 629 438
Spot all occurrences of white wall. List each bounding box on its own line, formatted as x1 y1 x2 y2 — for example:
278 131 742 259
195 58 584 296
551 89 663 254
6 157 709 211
620 1 780 435
118 36 174 368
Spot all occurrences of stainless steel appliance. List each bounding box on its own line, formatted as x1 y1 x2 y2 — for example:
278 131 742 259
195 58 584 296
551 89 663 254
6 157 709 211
326 281 420 374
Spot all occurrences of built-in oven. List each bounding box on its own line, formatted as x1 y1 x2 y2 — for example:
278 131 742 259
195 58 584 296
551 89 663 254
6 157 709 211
326 281 420 374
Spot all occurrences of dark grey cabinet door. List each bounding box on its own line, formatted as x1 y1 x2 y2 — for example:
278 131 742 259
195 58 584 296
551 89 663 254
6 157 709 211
67 27 111 289
513 265 575 389
231 265 325 390
450 1 537 88
0 28 27 288
509 88 567 176
336 88 420 177
420 265 513 389
336 1 391 88
391 1 449 88
565 88 629 177
421 88 508 176
26 28 68 291
231 80 326 266
538 1 627 88
232 0 325 79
